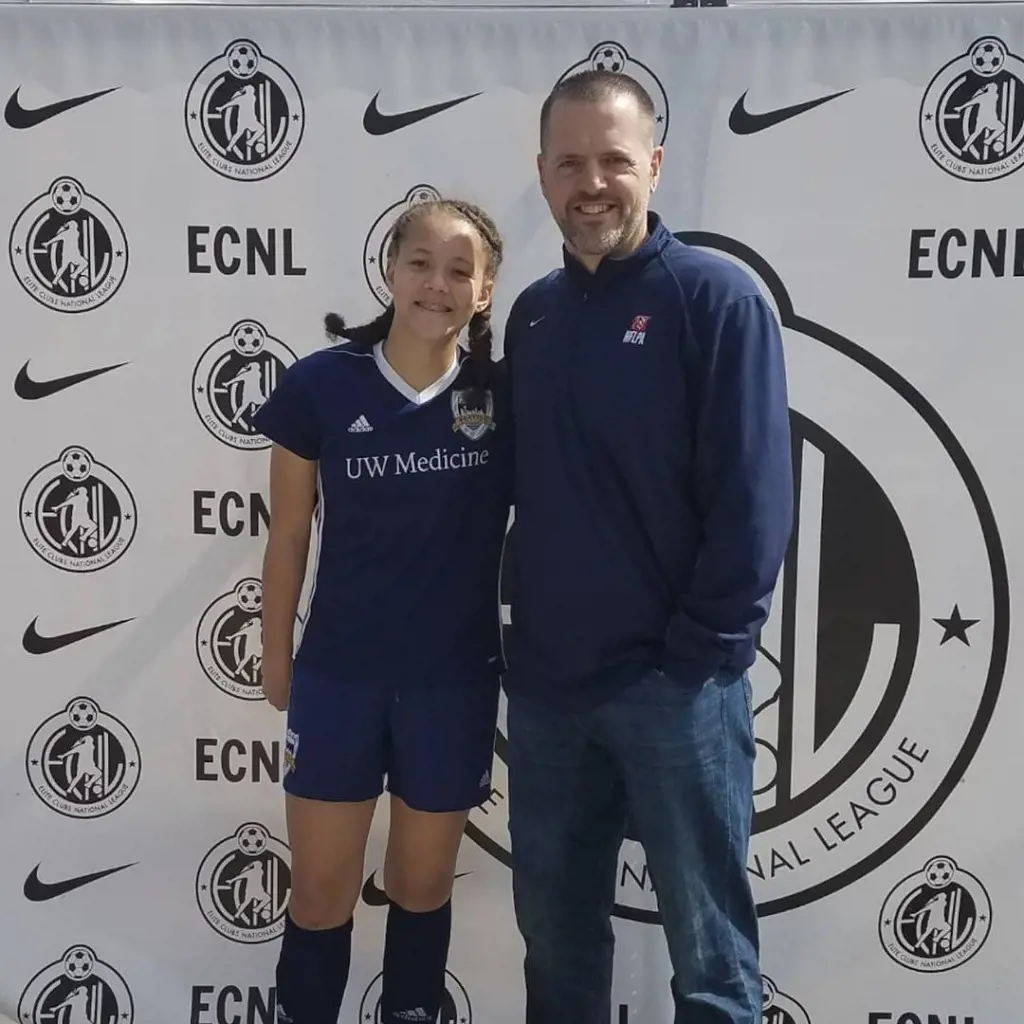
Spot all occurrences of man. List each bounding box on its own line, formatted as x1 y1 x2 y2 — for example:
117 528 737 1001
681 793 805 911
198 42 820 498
501 69 794 1024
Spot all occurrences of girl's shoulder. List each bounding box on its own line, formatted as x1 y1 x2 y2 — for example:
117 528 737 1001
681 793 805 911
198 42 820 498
285 339 375 383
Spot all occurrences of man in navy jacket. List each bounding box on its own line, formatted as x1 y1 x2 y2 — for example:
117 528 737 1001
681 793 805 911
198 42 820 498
502 69 794 1023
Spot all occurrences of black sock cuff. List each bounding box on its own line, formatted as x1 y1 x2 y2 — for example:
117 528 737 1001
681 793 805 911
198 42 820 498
386 898 451 918
285 913 353 948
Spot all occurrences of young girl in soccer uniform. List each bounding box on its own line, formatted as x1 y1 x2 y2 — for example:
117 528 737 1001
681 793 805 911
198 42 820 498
251 198 510 1024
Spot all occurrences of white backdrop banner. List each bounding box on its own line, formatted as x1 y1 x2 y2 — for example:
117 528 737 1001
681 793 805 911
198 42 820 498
1 4 1021 1023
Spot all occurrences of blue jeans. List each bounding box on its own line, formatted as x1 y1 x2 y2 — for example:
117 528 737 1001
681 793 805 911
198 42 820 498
506 668 761 1024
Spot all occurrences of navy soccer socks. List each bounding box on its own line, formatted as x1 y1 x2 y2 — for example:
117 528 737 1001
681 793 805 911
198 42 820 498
380 899 453 1023
275 913 353 1024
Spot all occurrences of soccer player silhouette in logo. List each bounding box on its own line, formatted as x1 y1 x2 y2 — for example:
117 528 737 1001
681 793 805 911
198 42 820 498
953 81 1007 155
41 220 88 293
57 735 103 800
906 891 955 954
51 486 99 553
216 84 268 158
223 361 269 429
223 858 275 927
50 984 94 1024
223 614 263 683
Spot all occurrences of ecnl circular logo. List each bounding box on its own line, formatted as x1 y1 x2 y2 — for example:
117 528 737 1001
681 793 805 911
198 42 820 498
26 697 141 819
18 945 134 1024
920 36 1024 181
9 177 128 313
20 445 137 573
196 822 292 943
185 39 305 181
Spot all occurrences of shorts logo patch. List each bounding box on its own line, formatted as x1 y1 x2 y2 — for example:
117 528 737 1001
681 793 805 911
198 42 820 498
284 728 298 774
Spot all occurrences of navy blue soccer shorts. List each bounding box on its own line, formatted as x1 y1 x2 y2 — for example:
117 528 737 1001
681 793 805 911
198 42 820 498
281 662 500 813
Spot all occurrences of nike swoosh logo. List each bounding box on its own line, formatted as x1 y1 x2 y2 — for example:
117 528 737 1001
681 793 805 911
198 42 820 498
24 862 135 902
363 91 481 136
728 88 853 135
15 360 128 400
361 870 471 907
23 616 134 655
5 86 119 129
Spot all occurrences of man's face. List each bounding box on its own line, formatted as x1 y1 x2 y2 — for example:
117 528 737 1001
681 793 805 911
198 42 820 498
538 92 662 269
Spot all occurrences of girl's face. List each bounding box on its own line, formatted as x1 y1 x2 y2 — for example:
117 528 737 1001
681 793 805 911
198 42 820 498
386 211 493 344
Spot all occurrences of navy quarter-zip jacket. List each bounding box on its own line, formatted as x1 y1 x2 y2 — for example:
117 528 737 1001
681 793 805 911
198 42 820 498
502 213 794 710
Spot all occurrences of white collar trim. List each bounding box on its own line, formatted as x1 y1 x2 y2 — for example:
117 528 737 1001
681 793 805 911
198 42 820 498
373 340 461 404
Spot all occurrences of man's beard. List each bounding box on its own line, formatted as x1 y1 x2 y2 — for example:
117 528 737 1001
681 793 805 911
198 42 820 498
558 205 642 258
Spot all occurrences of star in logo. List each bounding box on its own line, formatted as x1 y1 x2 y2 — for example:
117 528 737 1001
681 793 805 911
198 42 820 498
934 604 980 645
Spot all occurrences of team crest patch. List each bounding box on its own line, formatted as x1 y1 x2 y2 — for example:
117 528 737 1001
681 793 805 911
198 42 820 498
451 388 495 441
283 728 299 774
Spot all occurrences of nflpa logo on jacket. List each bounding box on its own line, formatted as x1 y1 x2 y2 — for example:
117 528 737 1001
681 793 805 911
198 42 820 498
622 314 650 345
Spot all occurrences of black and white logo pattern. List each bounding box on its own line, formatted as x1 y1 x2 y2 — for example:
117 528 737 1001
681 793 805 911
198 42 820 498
196 822 291 944
20 445 137 573
196 578 303 701
469 233 1007 921
762 977 811 1024
26 698 141 819
363 184 442 306
192 319 297 450
920 36 1024 181
358 969 472 1023
9 176 128 313
17 944 134 1024
185 39 305 181
879 855 992 972
556 41 669 146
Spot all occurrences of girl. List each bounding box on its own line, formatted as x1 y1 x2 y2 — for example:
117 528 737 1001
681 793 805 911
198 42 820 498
251 198 510 1024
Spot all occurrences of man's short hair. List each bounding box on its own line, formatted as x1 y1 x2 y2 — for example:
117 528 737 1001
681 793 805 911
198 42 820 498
539 69 656 151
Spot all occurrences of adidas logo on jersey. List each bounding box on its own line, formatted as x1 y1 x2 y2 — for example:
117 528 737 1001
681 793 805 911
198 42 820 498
348 415 373 433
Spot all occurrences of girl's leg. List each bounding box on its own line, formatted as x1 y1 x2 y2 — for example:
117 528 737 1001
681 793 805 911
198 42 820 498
275 794 377 1024
274 664 390 1024
379 680 500 1023
379 797 469 1024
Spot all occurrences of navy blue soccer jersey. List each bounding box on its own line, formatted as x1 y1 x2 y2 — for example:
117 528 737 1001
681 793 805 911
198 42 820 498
251 340 513 690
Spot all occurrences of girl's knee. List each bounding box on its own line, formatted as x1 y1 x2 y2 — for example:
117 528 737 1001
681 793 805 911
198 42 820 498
384 869 453 912
288 874 358 929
